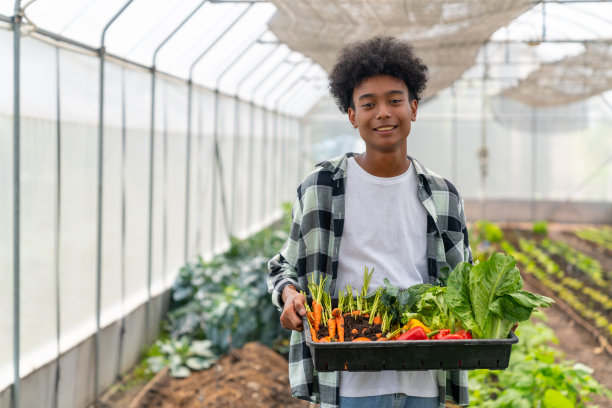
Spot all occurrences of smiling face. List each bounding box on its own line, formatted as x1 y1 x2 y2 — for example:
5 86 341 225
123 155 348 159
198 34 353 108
348 74 418 155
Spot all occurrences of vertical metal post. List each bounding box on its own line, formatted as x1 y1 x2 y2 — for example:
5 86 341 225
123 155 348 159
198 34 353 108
531 107 537 221
233 41 283 232
12 2 21 407
256 57 305 225
187 2 253 257
452 84 458 184
212 31 265 235
53 45 61 408
147 0 208 343
271 67 314 208
478 43 488 220
96 2 134 406
115 66 128 383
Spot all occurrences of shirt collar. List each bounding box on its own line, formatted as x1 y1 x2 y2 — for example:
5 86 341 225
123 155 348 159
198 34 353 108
317 152 432 186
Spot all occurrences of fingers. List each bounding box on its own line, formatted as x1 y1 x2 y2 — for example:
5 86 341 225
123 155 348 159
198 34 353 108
280 292 307 332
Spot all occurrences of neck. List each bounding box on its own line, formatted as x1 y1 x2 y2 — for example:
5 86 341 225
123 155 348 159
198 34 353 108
355 149 410 177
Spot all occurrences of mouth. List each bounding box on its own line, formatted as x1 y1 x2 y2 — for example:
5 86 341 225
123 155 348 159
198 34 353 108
374 125 397 132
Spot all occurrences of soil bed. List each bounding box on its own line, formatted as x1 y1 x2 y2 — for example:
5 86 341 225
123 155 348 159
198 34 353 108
130 342 311 408
315 314 382 341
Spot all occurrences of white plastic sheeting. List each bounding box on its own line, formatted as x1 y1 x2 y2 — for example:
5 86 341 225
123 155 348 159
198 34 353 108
0 1 310 402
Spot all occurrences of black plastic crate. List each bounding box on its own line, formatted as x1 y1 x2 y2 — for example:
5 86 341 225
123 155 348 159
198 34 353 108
303 316 519 372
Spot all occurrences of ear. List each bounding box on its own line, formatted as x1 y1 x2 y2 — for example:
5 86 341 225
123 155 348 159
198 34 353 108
410 99 418 121
348 107 358 128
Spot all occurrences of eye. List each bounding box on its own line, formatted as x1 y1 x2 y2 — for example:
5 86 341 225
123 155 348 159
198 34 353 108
390 99 402 104
361 102 374 109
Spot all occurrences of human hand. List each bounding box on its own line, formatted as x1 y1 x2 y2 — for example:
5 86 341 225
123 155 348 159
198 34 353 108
280 285 307 332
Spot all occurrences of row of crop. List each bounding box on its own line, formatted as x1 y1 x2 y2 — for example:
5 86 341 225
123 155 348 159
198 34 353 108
540 238 610 286
575 226 612 253
502 239 612 337
467 221 612 406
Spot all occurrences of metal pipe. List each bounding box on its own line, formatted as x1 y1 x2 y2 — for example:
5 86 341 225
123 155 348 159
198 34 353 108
115 66 128 385
52 44 61 408
187 3 254 254
264 63 313 214
148 0 208 343
249 57 292 228
96 2 134 406
212 30 266 234
232 42 282 231
12 1 21 406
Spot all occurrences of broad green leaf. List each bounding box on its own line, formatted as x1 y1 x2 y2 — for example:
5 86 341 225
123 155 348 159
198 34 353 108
185 356 213 371
170 363 191 378
446 262 481 338
543 389 574 408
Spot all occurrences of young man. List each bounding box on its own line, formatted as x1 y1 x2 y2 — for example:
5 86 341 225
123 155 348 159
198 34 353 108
268 36 471 408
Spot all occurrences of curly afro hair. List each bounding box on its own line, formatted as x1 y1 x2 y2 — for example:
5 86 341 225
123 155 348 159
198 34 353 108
328 36 429 113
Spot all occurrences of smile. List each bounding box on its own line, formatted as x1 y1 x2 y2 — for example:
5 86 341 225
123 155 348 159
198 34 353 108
374 125 397 131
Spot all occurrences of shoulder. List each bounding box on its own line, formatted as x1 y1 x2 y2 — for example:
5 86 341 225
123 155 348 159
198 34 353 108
411 157 462 199
297 153 352 196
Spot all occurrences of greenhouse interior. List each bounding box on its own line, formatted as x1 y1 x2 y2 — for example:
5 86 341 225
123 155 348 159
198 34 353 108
1 0 611 407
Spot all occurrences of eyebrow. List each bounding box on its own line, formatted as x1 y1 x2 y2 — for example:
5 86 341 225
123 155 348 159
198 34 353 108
357 89 406 101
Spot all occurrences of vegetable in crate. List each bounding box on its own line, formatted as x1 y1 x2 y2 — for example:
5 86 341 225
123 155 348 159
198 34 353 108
446 252 554 339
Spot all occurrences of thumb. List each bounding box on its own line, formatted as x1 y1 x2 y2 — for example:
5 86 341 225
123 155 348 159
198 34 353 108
295 300 306 316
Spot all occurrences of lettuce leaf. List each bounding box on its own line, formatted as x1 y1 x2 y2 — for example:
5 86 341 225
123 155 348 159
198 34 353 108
447 252 554 339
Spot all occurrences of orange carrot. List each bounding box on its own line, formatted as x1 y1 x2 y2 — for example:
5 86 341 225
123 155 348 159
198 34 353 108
373 315 382 325
352 337 371 342
375 333 382 338
332 308 341 317
319 336 331 343
363 313 370 318
351 328 358 334
312 300 322 331
376 337 388 341
307 311 315 327
310 327 318 342
336 314 345 342
352 310 361 316
328 317 337 339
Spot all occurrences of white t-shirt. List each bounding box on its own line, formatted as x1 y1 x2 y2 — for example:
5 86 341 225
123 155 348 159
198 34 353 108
336 156 438 398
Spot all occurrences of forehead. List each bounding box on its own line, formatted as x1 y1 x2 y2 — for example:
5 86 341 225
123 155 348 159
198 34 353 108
353 75 409 99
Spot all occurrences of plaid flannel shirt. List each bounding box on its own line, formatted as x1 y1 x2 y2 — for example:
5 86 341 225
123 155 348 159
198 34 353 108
268 153 473 408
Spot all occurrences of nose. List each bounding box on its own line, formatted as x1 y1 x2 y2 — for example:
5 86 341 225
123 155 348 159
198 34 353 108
376 108 391 120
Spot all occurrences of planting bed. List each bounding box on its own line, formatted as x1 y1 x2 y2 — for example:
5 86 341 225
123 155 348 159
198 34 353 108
125 342 310 408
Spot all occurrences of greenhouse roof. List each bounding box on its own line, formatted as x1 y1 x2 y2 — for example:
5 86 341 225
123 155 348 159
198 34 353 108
1 0 611 113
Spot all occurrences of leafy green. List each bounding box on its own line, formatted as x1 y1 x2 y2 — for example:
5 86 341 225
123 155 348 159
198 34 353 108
468 316 611 407
403 285 450 330
447 252 554 339
380 278 412 326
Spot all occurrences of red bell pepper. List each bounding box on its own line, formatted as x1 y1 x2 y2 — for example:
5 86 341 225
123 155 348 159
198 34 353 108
431 329 450 340
397 326 428 340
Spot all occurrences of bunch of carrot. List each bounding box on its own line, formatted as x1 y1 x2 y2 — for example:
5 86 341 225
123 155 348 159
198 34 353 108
305 267 391 343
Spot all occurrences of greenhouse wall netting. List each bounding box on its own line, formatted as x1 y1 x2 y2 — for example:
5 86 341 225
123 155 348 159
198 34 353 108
0 6 314 406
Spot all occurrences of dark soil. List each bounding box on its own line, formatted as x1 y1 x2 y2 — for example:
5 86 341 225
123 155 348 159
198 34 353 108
130 342 311 408
315 314 383 342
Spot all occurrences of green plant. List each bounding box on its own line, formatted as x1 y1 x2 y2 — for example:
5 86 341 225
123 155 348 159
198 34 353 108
146 205 293 377
533 220 549 236
469 316 611 407
447 252 553 339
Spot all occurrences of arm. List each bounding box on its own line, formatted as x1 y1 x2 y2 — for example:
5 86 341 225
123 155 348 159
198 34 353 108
267 196 307 331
